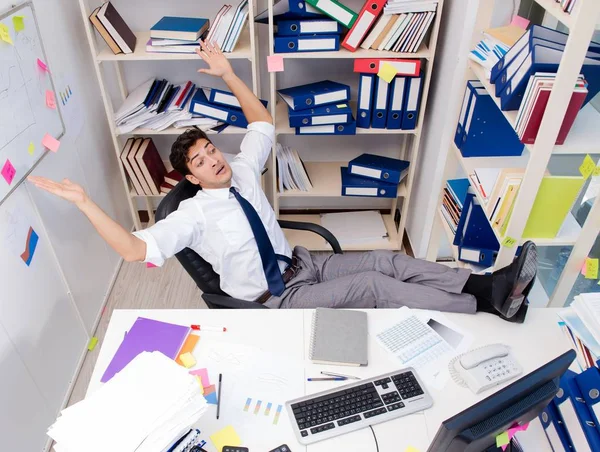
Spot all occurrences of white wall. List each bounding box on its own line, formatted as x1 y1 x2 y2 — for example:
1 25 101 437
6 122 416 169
0 0 131 450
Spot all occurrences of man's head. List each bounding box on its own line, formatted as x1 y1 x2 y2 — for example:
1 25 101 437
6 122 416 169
170 129 233 189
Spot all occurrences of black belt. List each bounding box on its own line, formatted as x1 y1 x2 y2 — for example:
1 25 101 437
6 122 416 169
255 255 300 304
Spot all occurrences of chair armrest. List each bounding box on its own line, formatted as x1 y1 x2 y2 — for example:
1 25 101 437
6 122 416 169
278 220 343 254
202 293 269 309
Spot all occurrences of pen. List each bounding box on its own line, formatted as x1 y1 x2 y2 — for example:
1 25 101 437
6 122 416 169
216 373 222 419
307 377 347 381
321 371 361 380
191 325 227 332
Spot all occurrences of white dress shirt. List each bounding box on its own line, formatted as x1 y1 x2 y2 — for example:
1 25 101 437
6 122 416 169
133 121 292 301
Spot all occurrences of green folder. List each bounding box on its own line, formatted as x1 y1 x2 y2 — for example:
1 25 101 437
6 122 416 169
523 176 585 239
305 0 358 29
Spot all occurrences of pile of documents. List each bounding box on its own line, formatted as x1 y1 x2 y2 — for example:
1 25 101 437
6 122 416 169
48 351 208 452
559 293 600 371
115 79 223 134
320 210 389 246
278 80 356 135
276 143 313 193
515 73 587 145
355 59 423 130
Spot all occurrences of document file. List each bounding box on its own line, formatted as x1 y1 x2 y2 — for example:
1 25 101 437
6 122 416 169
341 0 387 52
274 34 340 52
306 0 358 28
276 19 342 35
341 166 398 198
402 74 422 130
288 103 352 127
454 80 482 149
296 118 356 135
372 76 390 128
190 89 249 128
353 58 421 75
357 73 375 128
278 80 351 111
348 153 409 184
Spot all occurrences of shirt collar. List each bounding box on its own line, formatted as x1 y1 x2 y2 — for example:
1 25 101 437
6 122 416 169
202 176 240 200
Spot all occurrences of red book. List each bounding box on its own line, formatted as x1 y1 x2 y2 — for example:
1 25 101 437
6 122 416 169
160 181 175 194
136 138 167 196
341 0 387 52
521 87 587 145
353 58 421 75
175 81 192 108
164 169 183 186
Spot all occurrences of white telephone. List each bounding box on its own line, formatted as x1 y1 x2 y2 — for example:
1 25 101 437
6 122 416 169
449 344 523 394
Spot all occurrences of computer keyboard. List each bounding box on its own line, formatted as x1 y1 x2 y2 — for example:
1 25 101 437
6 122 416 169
286 368 433 445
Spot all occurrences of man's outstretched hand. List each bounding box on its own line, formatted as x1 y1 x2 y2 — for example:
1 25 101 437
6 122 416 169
195 40 235 79
28 176 88 207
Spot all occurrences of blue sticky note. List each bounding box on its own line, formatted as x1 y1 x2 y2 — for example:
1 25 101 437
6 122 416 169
205 391 218 405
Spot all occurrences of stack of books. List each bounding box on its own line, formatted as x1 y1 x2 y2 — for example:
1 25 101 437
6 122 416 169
277 80 356 135
89 1 137 55
559 293 600 371
114 79 224 134
342 153 409 199
515 73 588 145
146 16 209 54
204 1 250 52
276 143 313 193
354 58 423 130
440 178 469 235
120 137 172 196
160 170 184 194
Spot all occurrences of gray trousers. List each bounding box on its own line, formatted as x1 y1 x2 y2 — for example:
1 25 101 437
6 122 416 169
265 246 476 313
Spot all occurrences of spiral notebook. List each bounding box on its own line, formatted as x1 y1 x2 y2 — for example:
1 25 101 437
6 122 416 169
309 308 368 367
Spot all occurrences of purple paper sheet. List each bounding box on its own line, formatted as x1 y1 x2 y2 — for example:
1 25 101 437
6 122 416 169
101 317 190 382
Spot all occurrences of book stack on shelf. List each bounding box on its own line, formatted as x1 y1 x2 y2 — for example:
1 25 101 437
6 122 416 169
342 153 409 199
145 16 208 54
440 178 469 235
120 137 173 196
276 143 313 193
89 1 137 55
277 80 356 135
355 58 423 130
204 1 250 53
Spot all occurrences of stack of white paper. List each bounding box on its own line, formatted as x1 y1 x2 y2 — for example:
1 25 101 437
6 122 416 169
276 143 313 193
320 210 388 246
572 293 600 344
48 352 207 452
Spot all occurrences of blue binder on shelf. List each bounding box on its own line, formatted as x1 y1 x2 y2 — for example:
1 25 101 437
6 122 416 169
499 44 600 111
276 19 343 35
402 74 423 130
453 192 499 266
288 103 352 127
386 76 406 129
372 75 390 129
540 401 574 452
255 0 324 23
348 153 409 185
296 118 356 135
575 366 600 430
491 24 600 82
357 73 375 129
274 34 340 53
454 80 483 150
189 89 249 128
555 370 600 451
206 87 268 110
340 166 397 198
459 83 524 157
278 80 351 111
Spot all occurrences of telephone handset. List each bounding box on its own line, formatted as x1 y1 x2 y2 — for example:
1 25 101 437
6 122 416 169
449 344 523 394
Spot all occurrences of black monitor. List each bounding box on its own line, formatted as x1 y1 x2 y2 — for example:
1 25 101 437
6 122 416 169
427 349 576 452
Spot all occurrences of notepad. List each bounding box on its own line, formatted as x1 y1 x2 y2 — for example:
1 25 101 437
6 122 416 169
101 317 190 382
309 308 368 366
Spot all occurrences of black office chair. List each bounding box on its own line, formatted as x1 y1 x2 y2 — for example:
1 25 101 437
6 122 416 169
155 179 343 309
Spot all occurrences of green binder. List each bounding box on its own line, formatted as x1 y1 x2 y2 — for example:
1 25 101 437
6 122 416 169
523 176 585 239
305 0 358 29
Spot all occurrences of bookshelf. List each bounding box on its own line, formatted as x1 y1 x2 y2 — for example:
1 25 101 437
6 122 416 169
427 0 600 307
78 0 261 229
267 0 445 252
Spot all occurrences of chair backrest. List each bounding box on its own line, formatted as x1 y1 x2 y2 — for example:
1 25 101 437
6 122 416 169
155 179 227 296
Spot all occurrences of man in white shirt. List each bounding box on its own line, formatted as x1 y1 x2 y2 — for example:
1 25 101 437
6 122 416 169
29 40 537 322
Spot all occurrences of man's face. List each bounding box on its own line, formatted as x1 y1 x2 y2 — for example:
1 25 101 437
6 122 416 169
185 138 233 189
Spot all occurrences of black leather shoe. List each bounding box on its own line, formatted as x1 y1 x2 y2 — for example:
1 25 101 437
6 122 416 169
492 241 538 318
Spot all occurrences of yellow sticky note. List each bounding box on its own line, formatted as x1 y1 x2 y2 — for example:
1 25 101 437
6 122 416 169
585 258 599 280
179 352 196 368
593 166 600 177
0 23 13 45
210 425 241 452
496 431 510 447
28 142 35 156
378 62 397 84
13 16 24 32
502 236 517 248
580 154 596 179
195 376 204 394
337 104 348 108
87 337 98 351
405 447 420 452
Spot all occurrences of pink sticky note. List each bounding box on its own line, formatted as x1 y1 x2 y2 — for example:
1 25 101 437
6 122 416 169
582 260 588 276
1 159 16 185
42 133 60 152
510 15 530 30
146 262 157 268
501 445 508 452
46 90 56 109
189 368 210 387
37 58 49 73
267 55 284 73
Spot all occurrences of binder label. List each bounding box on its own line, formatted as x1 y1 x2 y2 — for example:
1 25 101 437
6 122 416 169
346 12 375 48
312 114 347 125
407 78 421 110
314 90 347 105
359 75 373 109
557 399 590 451
301 21 339 34
316 0 354 26
351 166 382 179
298 38 337 51
214 92 240 108
346 187 378 196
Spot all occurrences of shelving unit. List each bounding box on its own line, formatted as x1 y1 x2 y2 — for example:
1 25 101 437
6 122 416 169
267 0 444 252
427 0 600 307
78 0 260 229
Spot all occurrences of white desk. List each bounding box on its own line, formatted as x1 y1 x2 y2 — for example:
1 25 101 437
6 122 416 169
88 309 567 452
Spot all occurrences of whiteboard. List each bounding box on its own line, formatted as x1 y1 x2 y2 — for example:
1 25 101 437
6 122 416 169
0 2 65 205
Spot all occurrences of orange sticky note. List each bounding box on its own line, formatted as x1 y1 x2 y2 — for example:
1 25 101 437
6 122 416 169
13 16 25 32
42 133 60 152
267 55 284 72
0 23 13 45
175 334 200 366
46 90 56 109
510 15 530 30
378 62 397 84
